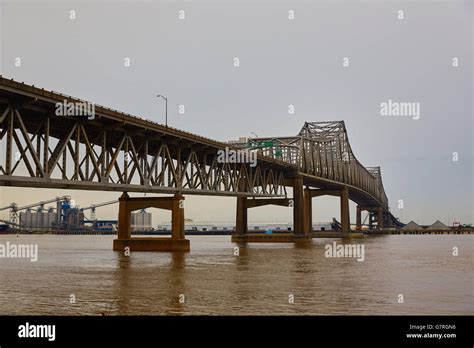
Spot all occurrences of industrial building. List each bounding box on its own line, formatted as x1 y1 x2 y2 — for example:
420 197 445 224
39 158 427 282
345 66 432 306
131 209 153 231
19 209 58 229
1 196 117 232
18 202 85 230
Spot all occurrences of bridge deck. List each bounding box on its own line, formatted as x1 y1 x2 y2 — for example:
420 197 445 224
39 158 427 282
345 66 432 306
0 76 401 227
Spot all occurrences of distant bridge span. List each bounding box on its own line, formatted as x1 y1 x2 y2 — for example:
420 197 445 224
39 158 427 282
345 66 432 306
0 77 401 250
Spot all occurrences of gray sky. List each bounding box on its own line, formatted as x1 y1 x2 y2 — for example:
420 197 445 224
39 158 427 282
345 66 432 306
0 0 472 226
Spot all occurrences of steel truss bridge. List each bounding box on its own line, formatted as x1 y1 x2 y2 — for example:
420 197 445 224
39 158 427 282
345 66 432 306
0 76 402 250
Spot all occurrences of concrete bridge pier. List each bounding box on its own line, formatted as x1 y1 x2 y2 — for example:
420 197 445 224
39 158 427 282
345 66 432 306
292 176 306 236
113 192 190 252
233 176 307 242
377 207 384 230
356 205 384 231
306 187 351 234
232 195 294 242
340 186 350 234
235 195 248 235
303 187 312 235
356 206 362 230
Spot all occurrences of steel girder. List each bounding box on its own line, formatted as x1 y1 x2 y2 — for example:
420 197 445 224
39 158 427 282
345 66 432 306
236 121 390 210
0 78 288 198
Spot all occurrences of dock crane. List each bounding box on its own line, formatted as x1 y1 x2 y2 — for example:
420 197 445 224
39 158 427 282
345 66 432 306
80 200 118 224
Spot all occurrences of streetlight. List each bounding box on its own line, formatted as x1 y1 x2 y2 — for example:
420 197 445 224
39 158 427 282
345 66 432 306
157 94 168 127
250 132 259 139
248 132 259 148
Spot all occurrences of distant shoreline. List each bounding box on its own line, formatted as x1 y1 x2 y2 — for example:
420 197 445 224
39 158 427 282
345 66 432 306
1 228 472 236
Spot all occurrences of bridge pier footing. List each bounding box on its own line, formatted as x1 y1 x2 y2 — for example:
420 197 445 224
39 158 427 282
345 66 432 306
113 192 190 252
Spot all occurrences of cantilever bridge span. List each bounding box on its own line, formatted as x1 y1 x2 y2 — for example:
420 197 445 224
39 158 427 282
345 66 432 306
0 77 401 251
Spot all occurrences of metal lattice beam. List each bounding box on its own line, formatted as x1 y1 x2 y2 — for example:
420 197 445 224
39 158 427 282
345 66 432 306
0 77 288 198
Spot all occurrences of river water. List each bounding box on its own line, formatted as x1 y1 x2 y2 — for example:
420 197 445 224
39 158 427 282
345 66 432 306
0 234 472 315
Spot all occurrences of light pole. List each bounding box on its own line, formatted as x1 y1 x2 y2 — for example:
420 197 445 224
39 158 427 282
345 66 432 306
157 94 168 127
249 132 259 148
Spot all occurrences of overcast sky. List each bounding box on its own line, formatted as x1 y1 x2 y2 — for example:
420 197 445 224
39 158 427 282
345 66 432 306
0 0 472 226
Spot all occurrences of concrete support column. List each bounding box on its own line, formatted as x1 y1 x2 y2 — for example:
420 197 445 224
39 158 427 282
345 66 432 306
356 206 362 230
236 196 248 235
114 193 190 251
303 188 312 234
293 176 304 235
118 192 131 239
171 193 185 239
377 207 384 230
340 186 350 233
369 213 373 230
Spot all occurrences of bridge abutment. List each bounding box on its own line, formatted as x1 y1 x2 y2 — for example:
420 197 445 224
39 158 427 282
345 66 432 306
113 192 190 252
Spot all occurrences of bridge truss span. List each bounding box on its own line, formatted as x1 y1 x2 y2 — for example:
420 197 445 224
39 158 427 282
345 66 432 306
0 76 403 247
241 121 389 209
0 77 288 197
